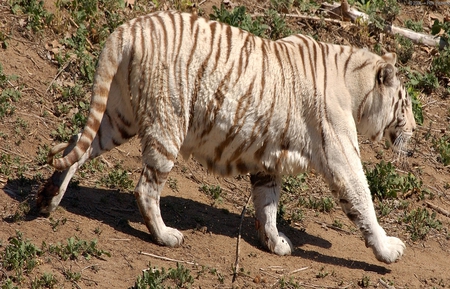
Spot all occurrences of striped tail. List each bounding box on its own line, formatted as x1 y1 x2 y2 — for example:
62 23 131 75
49 30 123 171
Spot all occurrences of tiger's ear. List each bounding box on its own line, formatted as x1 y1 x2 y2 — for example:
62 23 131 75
381 52 397 65
377 63 395 87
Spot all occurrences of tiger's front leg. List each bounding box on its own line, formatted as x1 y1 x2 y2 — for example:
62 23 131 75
134 164 183 247
250 173 294 256
335 177 405 264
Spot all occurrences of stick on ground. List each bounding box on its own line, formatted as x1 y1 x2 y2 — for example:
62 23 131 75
232 193 252 283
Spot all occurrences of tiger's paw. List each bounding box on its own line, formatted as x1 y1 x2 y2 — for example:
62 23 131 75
370 236 405 264
267 232 294 256
155 227 184 248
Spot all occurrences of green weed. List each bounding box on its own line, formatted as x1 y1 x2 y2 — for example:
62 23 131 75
100 164 134 190
278 276 302 288
35 144 50 166
431 45 450 79
263 9 294 39
408 86 423 126
210 5 268 37
305 196 334 212
30 273 58 289
130 263 194 289
47 237 111 261
50 123 76 142
402 208 442 241
1 231 42 281
49 217 67 232
394 34 413 64
63 269 81 282
365 161 424 201
168 177 179 192
403 66 439 93
355 0 399 29
199 184 223 203
358 275 371 287
316 267 329 278
0 67 21 119
10 0 54 32
282 174 307 194
405 19 423 32
433 135 450 166
12 201 30 222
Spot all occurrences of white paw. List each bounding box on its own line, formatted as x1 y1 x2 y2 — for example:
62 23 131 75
156 227 184 247
268 232 293 256
371 236 405 264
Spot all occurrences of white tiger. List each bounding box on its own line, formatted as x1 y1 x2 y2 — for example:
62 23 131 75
38 11 415 264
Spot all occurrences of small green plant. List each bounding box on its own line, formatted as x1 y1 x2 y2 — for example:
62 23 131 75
433 135 450 166
263 9 294 40
10 0 54 32
282 174 307 194
12 201 30 222
47 237 111 261
49 217 67 232
1 231 42 281
407 86 423 125
199 184 223 203
332 219 343 229
278 276 302 288
365 161 424 200
402 208 442 241
431 45 450 79
100 164 134 190
30 273 58 289
358 275 371 287
402 66 439 93
0 63 21 119
405 19 423 32
305 196 334 212
394 34 413 64
35 144 50 166
356 0 399 29
316 267 329 278
167 177 179 192
131 263 194 289
63 269 81 282
210 5 268 37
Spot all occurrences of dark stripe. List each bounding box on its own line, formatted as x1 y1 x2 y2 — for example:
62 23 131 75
343 47 353 77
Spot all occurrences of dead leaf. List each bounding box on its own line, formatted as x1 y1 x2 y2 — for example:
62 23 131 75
429 12 444 23
18 19 26 27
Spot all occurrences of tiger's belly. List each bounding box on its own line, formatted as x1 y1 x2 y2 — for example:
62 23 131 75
179 127 310 176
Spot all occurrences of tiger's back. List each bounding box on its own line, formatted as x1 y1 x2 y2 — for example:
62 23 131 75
42 11 414 264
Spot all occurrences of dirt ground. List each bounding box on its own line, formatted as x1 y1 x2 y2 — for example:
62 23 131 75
1 0 450 288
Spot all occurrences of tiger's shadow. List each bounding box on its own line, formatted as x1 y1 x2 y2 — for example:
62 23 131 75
4 179 390 274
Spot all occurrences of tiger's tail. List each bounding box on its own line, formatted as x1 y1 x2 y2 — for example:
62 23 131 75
49 28 124 171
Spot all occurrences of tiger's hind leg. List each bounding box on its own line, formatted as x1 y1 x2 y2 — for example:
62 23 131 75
251 173 294 256
38 73 137 214
134 147 183 247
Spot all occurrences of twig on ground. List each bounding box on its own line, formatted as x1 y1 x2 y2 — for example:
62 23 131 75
45 60 72 96
232 193 252 283
425 201 450 217
139 251 197 265
289 267 309 274
379 278 396 289
109 238 131 241
316 221 351 235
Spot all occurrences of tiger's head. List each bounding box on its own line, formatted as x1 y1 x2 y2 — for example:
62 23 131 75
355 52 416 153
